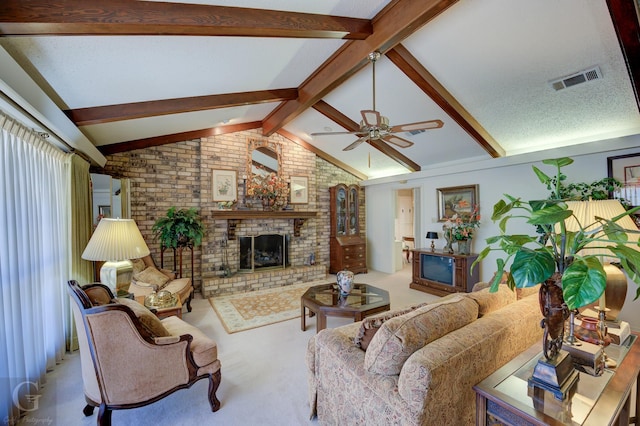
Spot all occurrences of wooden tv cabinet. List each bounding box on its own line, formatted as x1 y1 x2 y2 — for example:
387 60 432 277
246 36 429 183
410 249 479 296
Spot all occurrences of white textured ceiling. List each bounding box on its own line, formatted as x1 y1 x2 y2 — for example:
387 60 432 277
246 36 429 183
1 0 639 179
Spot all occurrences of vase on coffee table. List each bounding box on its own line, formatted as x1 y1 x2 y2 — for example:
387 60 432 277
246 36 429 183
336 270 354 295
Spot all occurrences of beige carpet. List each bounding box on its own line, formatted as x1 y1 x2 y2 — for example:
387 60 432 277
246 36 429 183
209 281 327 333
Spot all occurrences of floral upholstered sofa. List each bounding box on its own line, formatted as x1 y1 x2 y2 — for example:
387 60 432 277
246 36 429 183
306 284 543 425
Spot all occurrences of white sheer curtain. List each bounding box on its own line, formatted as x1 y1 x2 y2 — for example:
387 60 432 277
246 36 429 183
0 112 71 423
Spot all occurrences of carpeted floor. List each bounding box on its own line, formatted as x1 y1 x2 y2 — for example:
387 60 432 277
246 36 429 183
209 281 327 333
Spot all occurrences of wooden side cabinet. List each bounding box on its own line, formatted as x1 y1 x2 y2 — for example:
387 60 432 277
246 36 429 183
329 184 367 274
410 249 478 296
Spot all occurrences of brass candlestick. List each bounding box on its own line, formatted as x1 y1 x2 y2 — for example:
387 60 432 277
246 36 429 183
598 307 617 368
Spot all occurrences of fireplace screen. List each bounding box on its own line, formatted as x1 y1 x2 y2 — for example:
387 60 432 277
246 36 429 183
239 234 290 272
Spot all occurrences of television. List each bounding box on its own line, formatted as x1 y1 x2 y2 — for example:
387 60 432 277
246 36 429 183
420 253 455 287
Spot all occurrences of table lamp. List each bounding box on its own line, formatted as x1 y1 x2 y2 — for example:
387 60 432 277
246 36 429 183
82 218 150 295
564 199 639 320
426 231 438 252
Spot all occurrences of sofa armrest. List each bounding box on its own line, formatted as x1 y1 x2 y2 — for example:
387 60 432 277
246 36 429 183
155 336 181 345
129 280 158 297
313 324 409 424
160 268 176 280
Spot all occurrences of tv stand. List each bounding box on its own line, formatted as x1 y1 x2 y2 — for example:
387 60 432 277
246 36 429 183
410 249 479 296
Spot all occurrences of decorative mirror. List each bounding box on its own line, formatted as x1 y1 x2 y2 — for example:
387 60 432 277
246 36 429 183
247 138 282 178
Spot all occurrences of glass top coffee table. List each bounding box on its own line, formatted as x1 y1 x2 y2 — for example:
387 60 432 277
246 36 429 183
300 283 390 333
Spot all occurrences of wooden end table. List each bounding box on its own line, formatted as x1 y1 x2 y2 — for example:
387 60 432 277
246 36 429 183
474 334 640 425
136 295 183 320
300 283 390 333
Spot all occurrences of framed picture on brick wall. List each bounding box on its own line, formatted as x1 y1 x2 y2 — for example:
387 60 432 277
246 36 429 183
290 176 308 204
212 169 237 202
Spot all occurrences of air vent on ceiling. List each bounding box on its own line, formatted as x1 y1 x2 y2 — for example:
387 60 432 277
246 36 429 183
406 129 426 136
549 66 602 91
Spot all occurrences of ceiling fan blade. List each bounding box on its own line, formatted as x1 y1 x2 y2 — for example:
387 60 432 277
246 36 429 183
383 135 414 148
361 110 381 127
390 119 444 133
343 136 368 151
311 130 365 136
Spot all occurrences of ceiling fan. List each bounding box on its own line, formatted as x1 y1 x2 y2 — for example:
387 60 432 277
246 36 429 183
311 51 444 151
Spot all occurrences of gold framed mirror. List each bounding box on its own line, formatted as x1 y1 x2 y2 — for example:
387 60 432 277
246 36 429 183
247 138 282 179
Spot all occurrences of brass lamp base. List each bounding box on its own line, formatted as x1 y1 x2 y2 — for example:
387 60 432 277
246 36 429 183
528 351 579 400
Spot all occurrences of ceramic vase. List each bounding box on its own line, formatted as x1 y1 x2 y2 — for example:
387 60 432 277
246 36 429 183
261 197 276 211
575 317 612 346
456 238 471 255
336 270 354 296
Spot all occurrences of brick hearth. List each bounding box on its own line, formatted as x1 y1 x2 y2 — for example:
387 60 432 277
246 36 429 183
202 264 326 297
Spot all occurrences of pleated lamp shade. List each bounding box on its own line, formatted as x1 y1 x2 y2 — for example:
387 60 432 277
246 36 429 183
563 199 638 317
82 218 150 295
563 199 639 264
82 218 150 261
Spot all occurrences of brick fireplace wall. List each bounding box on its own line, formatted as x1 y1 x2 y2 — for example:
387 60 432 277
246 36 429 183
96 129 364 296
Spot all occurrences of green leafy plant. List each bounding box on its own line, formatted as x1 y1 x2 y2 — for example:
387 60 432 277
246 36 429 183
543 170 627 206
473 157 640 310
152 207 205 249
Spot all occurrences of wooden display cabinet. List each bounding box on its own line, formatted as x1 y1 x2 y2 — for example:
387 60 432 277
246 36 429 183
329 184 367 274
410 249 478 296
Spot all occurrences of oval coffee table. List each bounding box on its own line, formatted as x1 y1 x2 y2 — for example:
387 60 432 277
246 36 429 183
300 283 390 333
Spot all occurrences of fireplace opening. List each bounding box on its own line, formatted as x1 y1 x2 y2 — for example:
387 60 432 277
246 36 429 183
239 234 290 272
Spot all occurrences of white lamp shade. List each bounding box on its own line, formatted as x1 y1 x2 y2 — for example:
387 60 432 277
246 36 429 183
82 218 150 261
563 199 639 263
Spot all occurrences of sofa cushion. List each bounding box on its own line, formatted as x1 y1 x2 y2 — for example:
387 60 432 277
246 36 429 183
161 316 218 367
134 266 170 289
517 283 541 300
354 305 419 350
116 297 171 337
131 258 147 275
364 295 478 375
465 284 517 317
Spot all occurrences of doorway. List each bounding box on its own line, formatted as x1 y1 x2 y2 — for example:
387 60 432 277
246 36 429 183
394 188 419 271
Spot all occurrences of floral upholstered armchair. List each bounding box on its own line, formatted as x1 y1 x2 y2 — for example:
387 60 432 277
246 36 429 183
67 280 221 425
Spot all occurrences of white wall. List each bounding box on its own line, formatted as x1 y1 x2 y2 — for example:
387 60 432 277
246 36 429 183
365 134 640 329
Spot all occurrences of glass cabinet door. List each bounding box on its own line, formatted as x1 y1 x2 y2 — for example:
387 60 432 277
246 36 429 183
348 186 359 234
336 186 347 235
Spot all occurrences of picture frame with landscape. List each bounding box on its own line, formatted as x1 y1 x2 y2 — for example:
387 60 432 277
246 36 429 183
212 169 237 202
437 184 479 222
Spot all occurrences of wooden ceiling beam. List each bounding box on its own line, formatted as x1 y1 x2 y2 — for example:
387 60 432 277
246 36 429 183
312 100 421 172
262 0 458 135
98 121 261 155
276 128 367 180
607 0 640 112
65 89 298 126
0 0 372 39
386 44 504 158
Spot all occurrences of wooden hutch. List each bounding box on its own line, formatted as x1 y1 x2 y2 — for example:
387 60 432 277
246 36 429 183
329 184 367 274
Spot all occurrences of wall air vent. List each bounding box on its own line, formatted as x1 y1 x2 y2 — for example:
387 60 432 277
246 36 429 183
549 66 602 91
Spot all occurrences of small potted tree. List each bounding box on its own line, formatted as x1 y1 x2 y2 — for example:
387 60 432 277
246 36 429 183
152 206 205 249
474 157 640 358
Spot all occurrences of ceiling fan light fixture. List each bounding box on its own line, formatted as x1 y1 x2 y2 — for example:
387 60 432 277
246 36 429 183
320 51 443 152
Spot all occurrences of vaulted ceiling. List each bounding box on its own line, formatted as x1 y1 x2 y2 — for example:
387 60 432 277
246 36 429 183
1 0 639 180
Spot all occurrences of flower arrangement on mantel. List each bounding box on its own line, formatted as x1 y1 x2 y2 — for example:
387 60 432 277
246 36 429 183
444 205 481 241
246 172 290 209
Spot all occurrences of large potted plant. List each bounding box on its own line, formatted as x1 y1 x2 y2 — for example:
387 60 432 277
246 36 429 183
152 206 205 249
474 157 640 359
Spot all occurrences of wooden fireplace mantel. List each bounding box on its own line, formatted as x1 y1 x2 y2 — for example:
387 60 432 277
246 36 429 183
212 210 317 240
